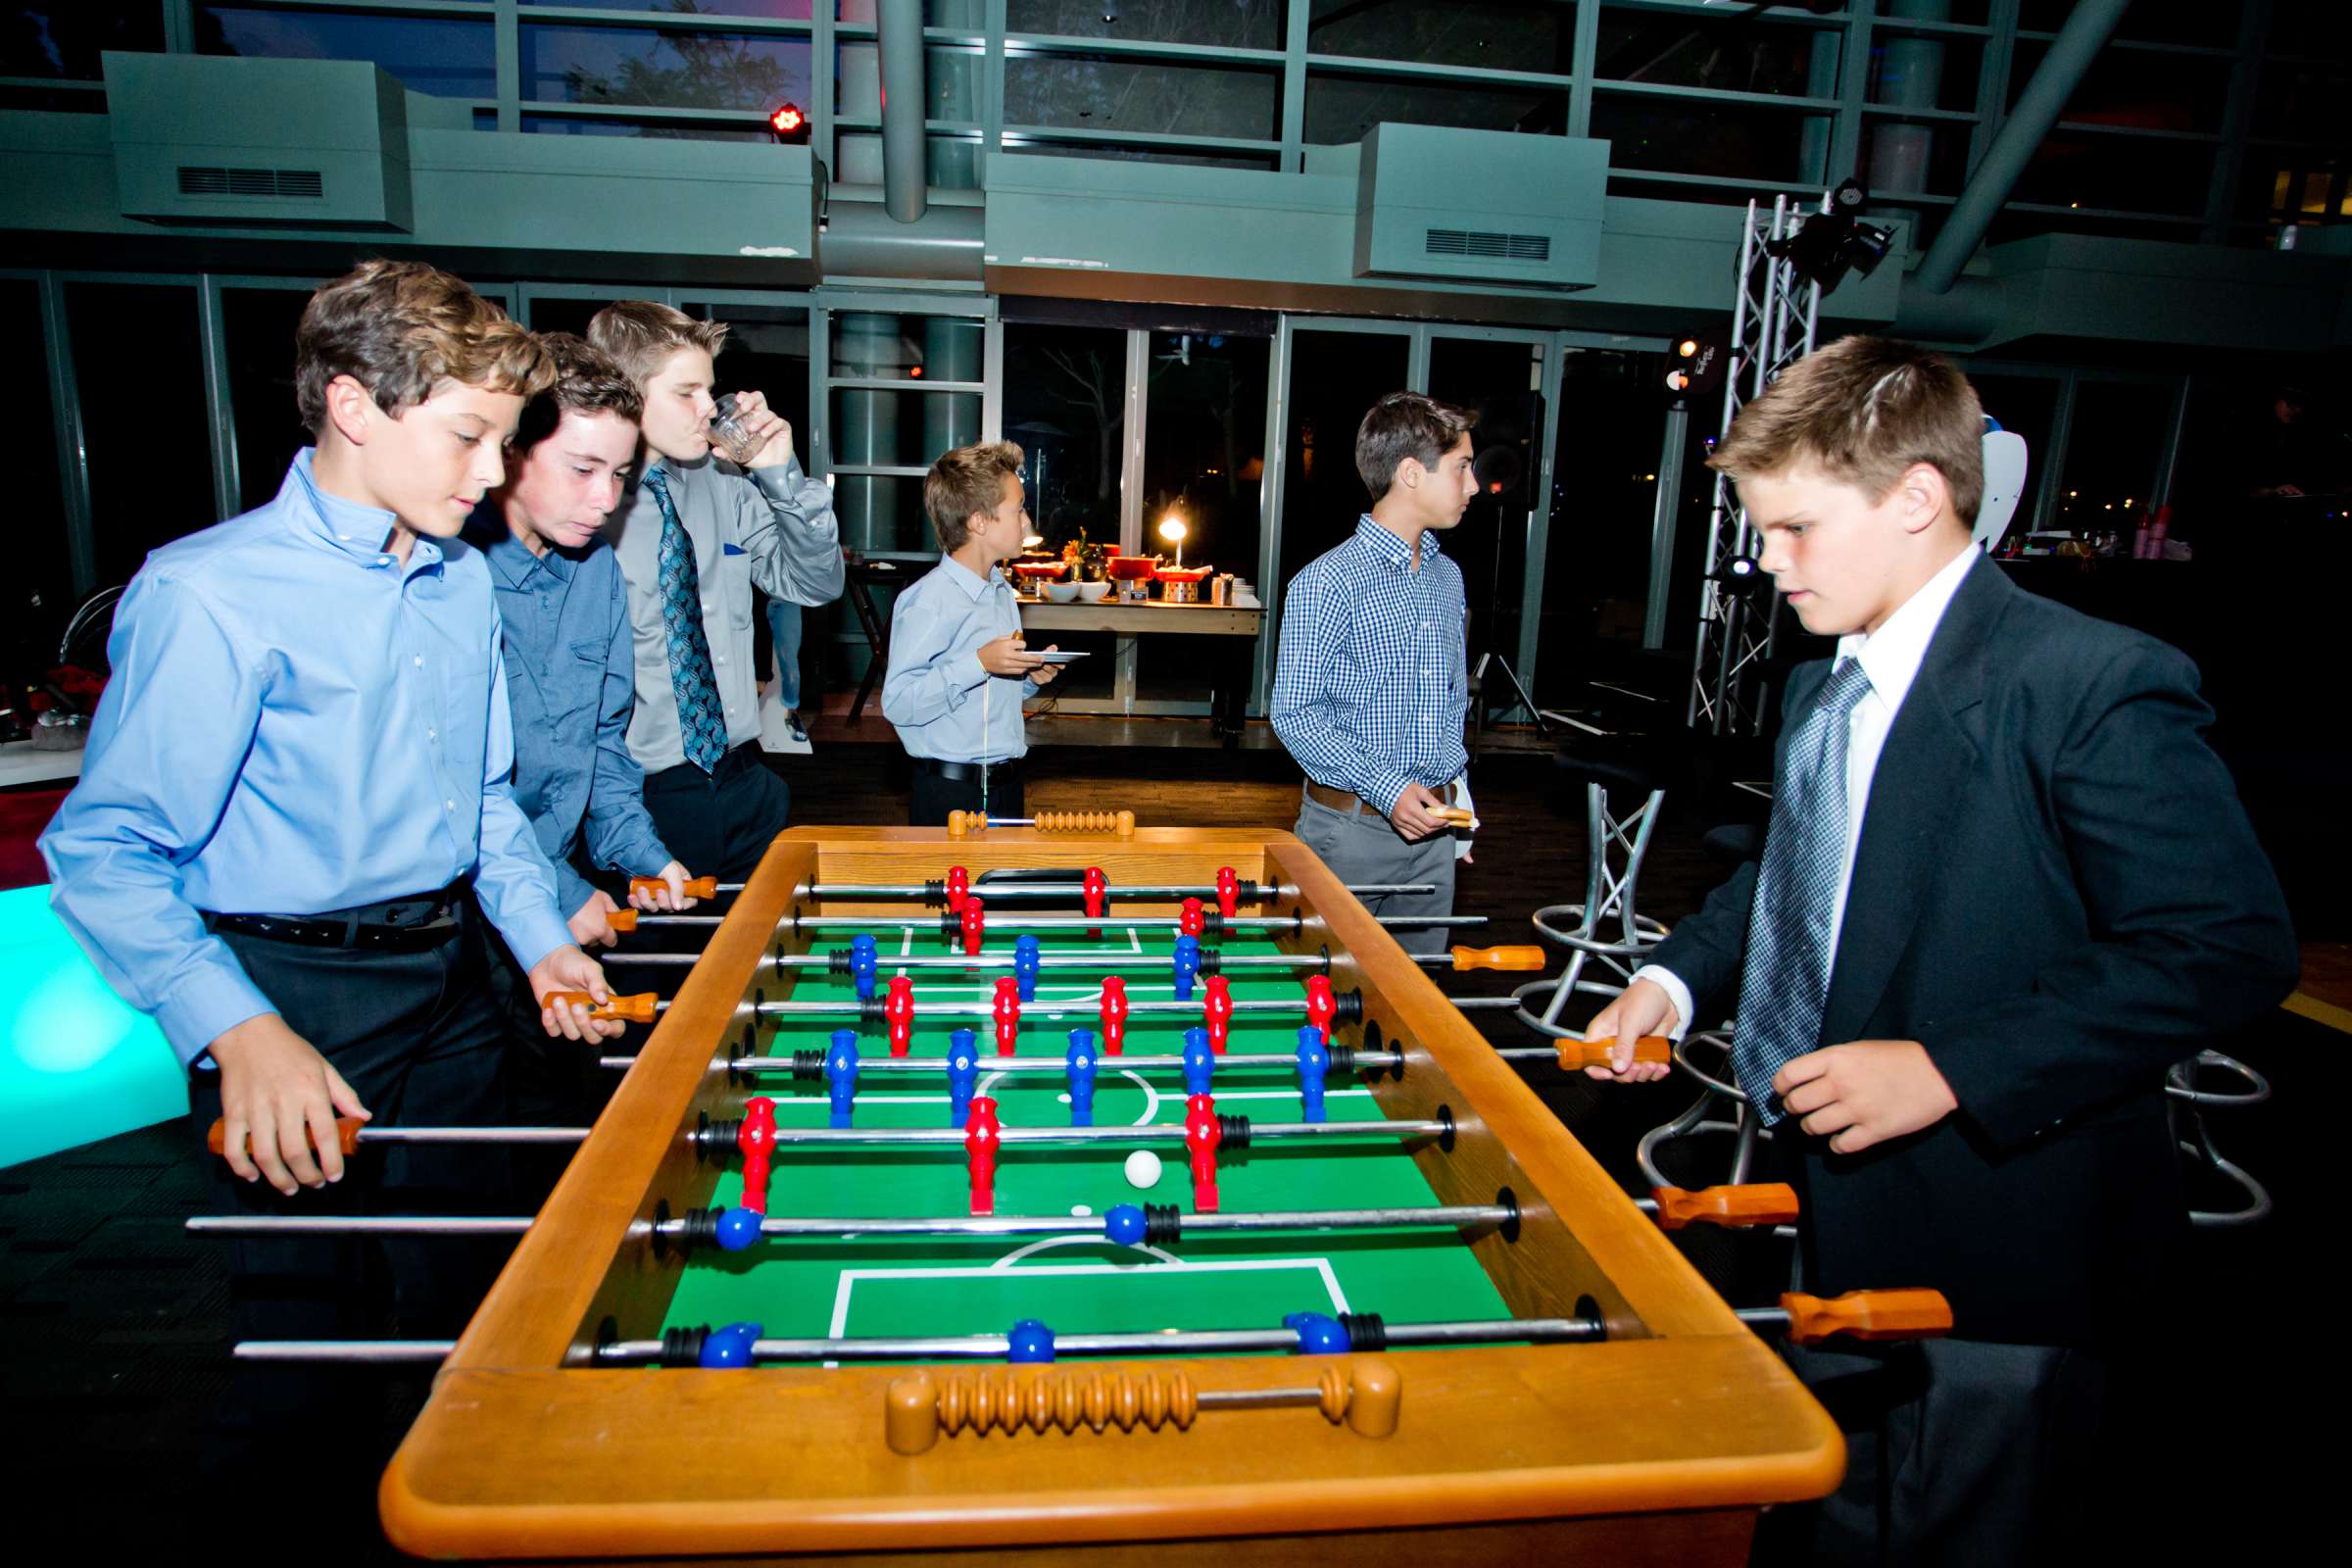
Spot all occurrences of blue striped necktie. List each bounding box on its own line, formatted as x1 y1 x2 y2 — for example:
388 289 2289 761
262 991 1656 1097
644 466 729 773
1733 657 1875 1122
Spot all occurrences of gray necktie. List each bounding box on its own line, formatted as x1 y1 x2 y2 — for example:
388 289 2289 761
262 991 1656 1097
1733 657 1875 1123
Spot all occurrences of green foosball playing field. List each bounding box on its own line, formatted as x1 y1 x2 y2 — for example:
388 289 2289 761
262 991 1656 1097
663 920 1514 1348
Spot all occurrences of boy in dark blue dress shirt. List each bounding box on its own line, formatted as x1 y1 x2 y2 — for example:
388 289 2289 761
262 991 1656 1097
466 333 702 1177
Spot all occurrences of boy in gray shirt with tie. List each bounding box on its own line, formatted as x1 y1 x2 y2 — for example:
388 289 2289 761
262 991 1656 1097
587 302 844 880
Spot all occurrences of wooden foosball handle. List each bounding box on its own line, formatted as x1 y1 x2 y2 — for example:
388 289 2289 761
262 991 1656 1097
627 874 718 901
1651 1183 1800 1231
1556 1035 1672 1069
883 1358 1401 1455
207 1114 364 1159
1450 945 1546 972
607 908 637 933
1781 1289 1953 1345
545 991 660 1024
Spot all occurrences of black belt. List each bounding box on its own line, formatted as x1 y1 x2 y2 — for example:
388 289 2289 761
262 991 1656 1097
915 757 1023 783
204 885 467 953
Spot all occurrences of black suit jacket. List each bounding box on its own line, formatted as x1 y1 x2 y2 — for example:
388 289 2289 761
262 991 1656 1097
1653 556 2297 1347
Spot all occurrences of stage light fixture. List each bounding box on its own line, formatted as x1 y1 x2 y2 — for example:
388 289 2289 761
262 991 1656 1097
768 102 810 144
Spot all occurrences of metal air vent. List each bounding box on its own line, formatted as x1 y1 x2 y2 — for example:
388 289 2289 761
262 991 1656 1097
177 166 326 199
1425 228 1551 262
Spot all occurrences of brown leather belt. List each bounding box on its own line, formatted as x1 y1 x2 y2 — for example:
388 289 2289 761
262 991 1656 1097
1302 779 1366 815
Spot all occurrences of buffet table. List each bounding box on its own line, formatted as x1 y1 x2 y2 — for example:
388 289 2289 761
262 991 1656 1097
1018 594 1264 740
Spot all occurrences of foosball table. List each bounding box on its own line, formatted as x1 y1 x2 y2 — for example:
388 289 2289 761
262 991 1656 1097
233 821 1947 1560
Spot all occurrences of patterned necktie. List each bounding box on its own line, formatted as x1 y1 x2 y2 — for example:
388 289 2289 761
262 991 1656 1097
1733 657 1876 1123
644 466 729 773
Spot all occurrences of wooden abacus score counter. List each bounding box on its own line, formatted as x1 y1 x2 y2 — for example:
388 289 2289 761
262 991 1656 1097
348 815 1939 1562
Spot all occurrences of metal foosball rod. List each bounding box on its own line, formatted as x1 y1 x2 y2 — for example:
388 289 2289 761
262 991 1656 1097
603 944 1543 975
203 1112 1449 1161
792 880 1438 904
231 1287 1949 1366
598 1047 1407 1075
612 911 1489 933
202 1118 586 1159
620 876 1437 905
184 1184 1802 1247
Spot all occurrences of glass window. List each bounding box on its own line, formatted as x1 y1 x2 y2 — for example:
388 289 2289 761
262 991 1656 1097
2011 133 2213 217
66 283 216 585
1860 120 1973 198
1004 52 1281 139
1307 1 1573 75
999 138 1280 171
522 294 641 337
1304 72 1567 143
1592 96 1830 184
1 3 164 79
1867 31 1983 114
1276 329 1408 601
1428 337 1544 678
520 115 774 142
1010 0 1288 51
221 287 312 515
2055 380 2178 532
2021 0 2237 49
830 387 982 470
521 24 811 112
2251 61 2352 143
1595 6 1837 98
2267 4 2352 60
687 300 812 448
1540 346 1668 681
531 2 817 17
1143 328 1269 575
835 41 983 122
195 8 496 98
830 312 983 383
1307 71 1561 143
3 279 72 619
1004 323 1126 553
1963 372 2063 533
2009 39 2233 134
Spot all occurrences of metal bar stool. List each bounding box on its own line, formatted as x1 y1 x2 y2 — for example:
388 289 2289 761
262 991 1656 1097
2169 1051 2272 1226
1512 743 1671 1041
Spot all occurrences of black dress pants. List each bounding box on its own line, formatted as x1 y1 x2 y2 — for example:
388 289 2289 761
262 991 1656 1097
641 742 792 883
190 907 511 1530
483 923 607 1205
907 760 1024 827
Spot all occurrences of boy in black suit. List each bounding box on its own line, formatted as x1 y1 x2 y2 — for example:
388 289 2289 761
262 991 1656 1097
1587 336 2297 1564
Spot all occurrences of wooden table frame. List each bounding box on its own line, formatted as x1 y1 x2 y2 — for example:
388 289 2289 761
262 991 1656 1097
382 828 1840 1561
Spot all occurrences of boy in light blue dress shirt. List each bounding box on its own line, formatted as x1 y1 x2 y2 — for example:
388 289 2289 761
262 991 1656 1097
39 261 614 1525
882 441 1061 825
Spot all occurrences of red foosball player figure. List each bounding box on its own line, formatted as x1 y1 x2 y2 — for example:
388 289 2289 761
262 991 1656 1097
1083 866 1107 935
1215 866 1240 918
1183 1093 1221 1212
1304 975 1336 1044
885 974 915 1056
964 1096 1001 1216
1100 976 1128 1056
993 975 1021 1055
738 1097 777 1213
1180 897 1206 938
945 865 969 913
959 899 986 956
1203 974 1234 1054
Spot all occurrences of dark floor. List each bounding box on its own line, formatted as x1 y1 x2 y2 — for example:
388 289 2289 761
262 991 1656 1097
2 736 2328 1558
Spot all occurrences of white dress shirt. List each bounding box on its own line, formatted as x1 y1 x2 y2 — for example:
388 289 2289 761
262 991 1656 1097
1639 546 1983 1037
